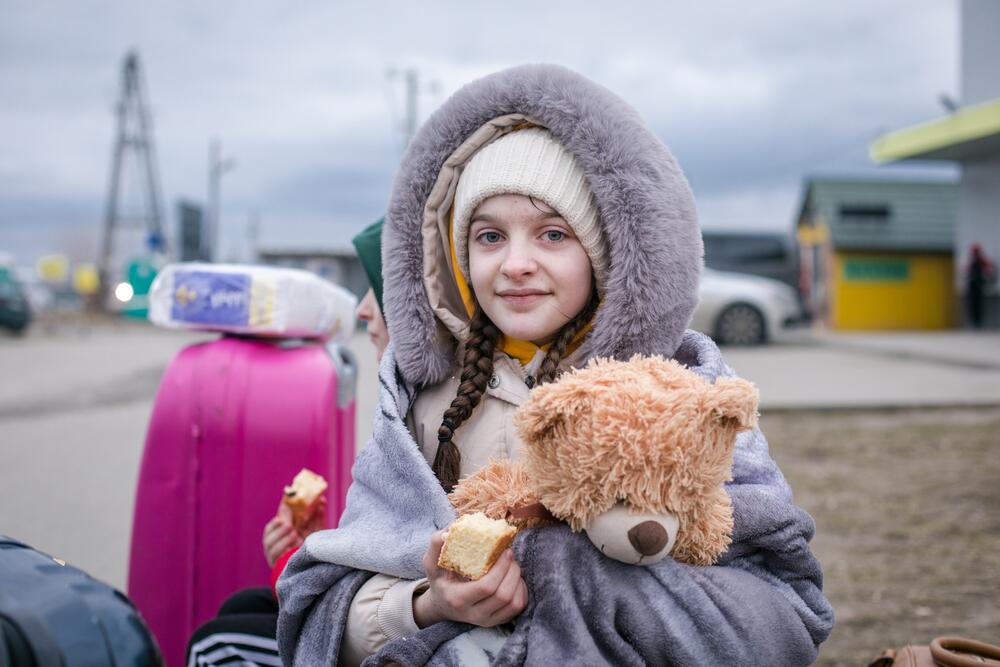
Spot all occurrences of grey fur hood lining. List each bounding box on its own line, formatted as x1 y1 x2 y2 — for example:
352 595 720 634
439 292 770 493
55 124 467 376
383 64 703 387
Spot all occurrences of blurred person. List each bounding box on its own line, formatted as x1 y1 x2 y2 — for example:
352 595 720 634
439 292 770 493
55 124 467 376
185 219 387 667
277 65 832 666
965 243 995 329
351 218 389 361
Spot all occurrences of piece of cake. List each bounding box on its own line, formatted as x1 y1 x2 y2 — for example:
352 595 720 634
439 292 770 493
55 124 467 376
282 468 328 528
438 512 518 580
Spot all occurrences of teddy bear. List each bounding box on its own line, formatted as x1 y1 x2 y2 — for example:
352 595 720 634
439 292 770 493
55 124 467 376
448 354 759 566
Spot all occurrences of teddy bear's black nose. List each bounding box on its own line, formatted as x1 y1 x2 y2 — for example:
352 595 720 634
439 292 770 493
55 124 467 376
628 521 669 556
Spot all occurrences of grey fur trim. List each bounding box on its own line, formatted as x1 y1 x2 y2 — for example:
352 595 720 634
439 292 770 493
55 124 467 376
383 64 702 386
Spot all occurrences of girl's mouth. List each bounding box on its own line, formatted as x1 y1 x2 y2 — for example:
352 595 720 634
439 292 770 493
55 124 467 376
498 291 548 307
501 294 544 305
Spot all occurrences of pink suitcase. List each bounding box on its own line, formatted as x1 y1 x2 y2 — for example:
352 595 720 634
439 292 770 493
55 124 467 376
127 335 356 667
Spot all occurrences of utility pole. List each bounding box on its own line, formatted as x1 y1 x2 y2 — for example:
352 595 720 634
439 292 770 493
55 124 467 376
404 69 418 146
247 211 260 263
97 50 166 309
386 68 439 150
207 138 235 262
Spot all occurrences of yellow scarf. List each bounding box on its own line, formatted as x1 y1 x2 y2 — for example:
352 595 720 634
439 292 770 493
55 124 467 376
448 209 594 366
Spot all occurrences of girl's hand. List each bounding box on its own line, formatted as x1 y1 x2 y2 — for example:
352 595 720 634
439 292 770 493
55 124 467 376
413 530 528 628
263 502 301 567
261 498 328 567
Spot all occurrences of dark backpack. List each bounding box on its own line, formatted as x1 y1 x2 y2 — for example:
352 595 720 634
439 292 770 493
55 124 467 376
0 536 162 667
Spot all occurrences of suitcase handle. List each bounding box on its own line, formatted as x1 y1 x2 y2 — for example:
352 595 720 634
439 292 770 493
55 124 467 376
326 342 358 408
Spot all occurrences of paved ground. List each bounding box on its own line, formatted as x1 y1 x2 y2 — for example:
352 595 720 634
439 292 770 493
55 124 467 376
1 316 998 599
723 328 1000 410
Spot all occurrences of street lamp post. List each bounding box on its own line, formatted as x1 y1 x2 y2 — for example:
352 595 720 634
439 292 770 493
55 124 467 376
207 138 236 262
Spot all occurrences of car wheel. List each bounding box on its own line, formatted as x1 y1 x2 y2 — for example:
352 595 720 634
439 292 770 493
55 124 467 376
714 303 766 346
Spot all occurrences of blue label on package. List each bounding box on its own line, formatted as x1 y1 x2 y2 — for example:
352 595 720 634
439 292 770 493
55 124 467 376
171 270 251 326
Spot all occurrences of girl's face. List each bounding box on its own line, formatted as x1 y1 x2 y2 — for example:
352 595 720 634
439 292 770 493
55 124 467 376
468 193 593 346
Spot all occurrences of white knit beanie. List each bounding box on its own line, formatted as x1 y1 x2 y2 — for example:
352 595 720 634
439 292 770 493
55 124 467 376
452 127 609 292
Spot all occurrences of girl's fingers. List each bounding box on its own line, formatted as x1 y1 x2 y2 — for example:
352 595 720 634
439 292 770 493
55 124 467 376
422 531 447 576
274 531 300 554
263 522 279 544
269 521 294 539
461 550 513 608
432 549 506 614
489 579 528 625
474 555 521 617
264 522 294 547
423 530 448 583
265 514 294 535
425 536 523 622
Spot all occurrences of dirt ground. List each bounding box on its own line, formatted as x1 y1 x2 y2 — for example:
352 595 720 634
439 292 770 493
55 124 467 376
761 407 1000 666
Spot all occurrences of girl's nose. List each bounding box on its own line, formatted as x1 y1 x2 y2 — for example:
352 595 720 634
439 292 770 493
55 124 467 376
500 240 538 279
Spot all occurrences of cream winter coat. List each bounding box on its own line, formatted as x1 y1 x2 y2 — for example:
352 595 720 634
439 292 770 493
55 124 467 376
343 343 578 663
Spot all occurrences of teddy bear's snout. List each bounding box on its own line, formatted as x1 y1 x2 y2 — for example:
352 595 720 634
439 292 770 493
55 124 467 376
628 521 668 556
585 503 680 565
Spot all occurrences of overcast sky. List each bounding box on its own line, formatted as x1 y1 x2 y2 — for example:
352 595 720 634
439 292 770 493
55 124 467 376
1 0 959 269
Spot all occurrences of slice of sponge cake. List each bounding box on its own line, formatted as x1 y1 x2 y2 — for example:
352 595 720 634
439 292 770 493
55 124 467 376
282 468 328 529
438 512 518 580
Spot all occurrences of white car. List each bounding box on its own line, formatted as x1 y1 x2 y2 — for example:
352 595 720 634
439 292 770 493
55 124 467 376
691 269 804 346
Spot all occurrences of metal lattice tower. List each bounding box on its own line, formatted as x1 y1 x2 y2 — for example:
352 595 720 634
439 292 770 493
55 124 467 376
97 50 165 305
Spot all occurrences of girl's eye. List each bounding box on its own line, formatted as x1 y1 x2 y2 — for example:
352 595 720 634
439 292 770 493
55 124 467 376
478 231 503 244
544 230 565 242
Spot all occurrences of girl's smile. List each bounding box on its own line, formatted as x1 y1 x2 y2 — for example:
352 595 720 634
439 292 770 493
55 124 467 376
468 194 593 346
497 288 548 308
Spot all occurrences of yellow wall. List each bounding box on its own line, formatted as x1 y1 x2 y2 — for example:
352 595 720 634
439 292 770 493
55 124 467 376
832 252 954 329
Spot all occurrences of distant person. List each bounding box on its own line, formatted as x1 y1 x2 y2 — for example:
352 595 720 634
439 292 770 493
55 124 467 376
965 243 995 329
186 219 387 667
351 218 389 361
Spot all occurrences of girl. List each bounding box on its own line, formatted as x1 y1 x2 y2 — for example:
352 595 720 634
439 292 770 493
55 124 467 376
278 65 833 666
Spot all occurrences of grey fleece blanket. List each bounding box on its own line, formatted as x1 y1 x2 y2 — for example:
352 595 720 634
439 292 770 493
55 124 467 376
277 332 834 666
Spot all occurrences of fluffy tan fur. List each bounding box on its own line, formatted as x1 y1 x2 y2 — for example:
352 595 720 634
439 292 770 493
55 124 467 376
449 459 549 529
450 355 759 566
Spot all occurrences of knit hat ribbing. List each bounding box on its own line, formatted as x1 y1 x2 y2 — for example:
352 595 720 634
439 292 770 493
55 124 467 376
452 128 609 292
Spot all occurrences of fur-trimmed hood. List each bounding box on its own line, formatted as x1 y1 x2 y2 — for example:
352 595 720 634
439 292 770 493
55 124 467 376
383 64 702 387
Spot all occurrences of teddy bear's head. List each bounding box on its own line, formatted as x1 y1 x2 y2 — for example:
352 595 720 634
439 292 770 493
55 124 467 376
514 355 758 566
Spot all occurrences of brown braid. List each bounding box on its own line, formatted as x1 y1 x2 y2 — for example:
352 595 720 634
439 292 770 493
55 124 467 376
535 291 600 386
433 308 499 492
433 292 598 491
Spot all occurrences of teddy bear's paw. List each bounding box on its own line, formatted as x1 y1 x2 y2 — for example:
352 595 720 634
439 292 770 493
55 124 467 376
448 459 539 521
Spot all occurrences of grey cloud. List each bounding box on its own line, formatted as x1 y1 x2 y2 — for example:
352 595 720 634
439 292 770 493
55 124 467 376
0 0 960 266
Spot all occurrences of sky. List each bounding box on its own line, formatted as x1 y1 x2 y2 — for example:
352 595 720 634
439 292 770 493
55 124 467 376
0 0 960 271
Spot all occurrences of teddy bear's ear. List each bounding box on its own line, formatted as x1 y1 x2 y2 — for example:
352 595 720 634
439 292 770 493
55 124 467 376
703 377 759 431
514 379 592 441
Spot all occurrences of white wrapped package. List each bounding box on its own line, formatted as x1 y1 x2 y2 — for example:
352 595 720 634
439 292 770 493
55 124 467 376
148 263 357 342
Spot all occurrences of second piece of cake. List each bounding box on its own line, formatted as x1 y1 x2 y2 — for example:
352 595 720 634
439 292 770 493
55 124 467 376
282 468 328 529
